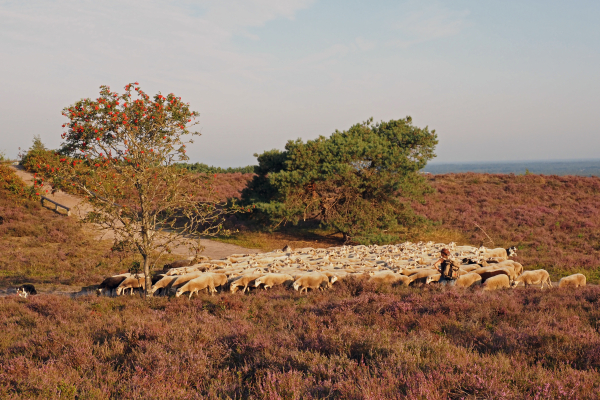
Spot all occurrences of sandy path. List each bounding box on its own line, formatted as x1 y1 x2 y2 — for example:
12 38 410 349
9 165 260 259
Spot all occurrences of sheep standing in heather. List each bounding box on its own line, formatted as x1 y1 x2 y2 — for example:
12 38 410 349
478 268 515 284
370 271 411 286
482 274 510 291
230 274 263 294
209 273 229 294
293 273 331 293
425 273 441 285
254 273 294 290
176 275 216 298
408 269 439 285
558 273 586 288
97 273 130 296
116 274 146 295
149 275 179 296
512 270 553 289
455 272 482 288
480 246 517 261
167 271 206 295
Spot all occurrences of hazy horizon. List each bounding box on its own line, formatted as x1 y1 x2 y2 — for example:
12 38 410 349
2 1 599 167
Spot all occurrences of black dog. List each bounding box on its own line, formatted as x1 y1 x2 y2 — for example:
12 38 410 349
16 284 37 298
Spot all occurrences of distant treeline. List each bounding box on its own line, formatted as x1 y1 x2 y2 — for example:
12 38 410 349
176 163 256 174
422 160 600 177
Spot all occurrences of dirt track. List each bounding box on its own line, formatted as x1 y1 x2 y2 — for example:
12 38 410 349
9 165 261 260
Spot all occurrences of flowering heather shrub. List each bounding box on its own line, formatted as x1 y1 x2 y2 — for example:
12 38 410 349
0 281 599 399
208 172 255 202
413 174 600 283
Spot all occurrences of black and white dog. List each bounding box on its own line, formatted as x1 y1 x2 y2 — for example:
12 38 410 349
16 284 37 298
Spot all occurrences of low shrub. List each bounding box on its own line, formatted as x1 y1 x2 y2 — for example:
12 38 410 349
0 283 598 398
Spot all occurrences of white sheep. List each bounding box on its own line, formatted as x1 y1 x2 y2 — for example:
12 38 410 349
116 274 145 296
254 273 294 290
511 270 552 289
408 269 439 285
293 273 330 293
455 272 482 288
370 271 411 286
558 273 586 289
482 274 510 291
480 246 517 261
230 274 263 293
176 274 216 298
168 271 205 295
479 268 516 283
425 273 441 284
149 275 179 296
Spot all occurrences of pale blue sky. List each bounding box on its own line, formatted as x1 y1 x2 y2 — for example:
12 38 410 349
1 0 599 166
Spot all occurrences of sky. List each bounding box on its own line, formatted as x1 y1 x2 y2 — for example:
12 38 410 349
1 0 599 166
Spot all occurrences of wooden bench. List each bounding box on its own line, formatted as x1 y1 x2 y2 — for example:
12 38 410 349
40 196 71 216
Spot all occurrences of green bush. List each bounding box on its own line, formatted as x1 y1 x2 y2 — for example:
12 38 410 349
242 117 438 243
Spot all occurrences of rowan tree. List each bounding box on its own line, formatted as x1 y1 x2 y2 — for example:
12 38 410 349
40 82 234 296
241 117 438 244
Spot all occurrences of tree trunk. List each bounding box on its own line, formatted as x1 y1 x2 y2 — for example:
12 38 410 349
343 232 350 244
143 254 152 298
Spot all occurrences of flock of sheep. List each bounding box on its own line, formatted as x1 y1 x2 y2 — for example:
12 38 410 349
97 242 587 298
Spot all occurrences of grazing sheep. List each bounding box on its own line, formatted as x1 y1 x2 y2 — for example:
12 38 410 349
511 261 523 276
176 274 216 298
254 273 294 290
165 263 212 276
455 273 483 288
293 273 330 293
168 271 206 294
425 273 441 284
511 270 552 289
149 275 179 296
460 264 481 273
481 246 517 261
321 271 340 286
482 274 510 291
370 271 411 286
98 273 130 296
409 269 439 285
209 273 229 293
479 268 515 283
116 274 146 295
230 274 263 294
558 273 586 289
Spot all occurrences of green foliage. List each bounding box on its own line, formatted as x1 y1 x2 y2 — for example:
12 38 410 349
176 162 256 174
30 135 47 152
0 164 34 200
242 117 438 243
20 136 58 172
33 82 238 295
